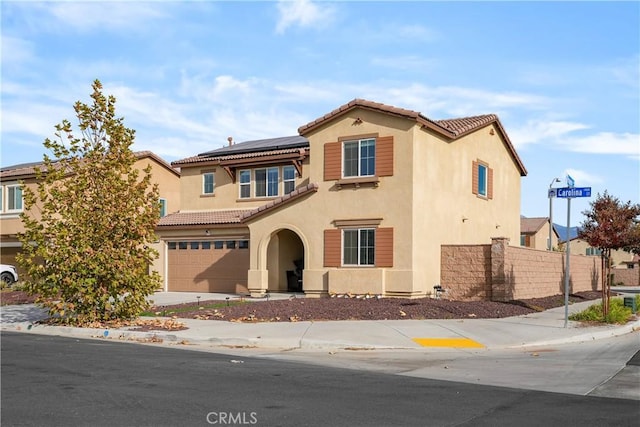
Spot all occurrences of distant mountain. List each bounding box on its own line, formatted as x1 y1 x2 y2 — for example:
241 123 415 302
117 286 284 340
553 224 580 242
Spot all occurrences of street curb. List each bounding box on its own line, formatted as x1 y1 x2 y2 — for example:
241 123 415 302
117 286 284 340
513 319 640 349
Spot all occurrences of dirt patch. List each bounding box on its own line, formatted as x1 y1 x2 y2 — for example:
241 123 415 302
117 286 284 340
149 291 603 323
0 290 37 306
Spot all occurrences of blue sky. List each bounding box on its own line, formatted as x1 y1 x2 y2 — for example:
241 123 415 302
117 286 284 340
2 0 639 227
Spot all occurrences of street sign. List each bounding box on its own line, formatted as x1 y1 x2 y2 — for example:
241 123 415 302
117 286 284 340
556 187 591 198
567 175 575 188
548 189 557 198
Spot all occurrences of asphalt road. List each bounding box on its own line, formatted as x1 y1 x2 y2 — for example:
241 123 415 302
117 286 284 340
1 332 638 427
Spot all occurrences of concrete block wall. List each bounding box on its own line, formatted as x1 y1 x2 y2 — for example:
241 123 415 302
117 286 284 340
441 244 492 300
441 239 603 302
610 268 640 287
505 246 600 300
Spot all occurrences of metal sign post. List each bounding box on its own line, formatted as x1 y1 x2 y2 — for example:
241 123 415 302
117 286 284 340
555 178 591 328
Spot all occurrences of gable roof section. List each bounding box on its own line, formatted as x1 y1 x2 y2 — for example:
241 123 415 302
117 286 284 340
157 209 249 227
0 151 179 180
241 183 319 222
520 217 549 234
156 183 319 228
298 98 527 176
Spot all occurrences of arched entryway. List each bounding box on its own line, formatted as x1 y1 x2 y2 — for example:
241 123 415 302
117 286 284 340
266 229 305 293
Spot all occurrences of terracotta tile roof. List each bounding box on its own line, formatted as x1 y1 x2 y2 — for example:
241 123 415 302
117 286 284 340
172 147 308 166
520 217 549 234
0 151 179 180
434 115 498 137
241 183 319 221
157 184 319 228
157 209 250 227
297 98 527 176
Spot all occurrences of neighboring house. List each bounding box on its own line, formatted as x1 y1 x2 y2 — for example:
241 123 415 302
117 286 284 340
157 99 527 297
0 151 181 280
558 237 635 268
520 216 558 250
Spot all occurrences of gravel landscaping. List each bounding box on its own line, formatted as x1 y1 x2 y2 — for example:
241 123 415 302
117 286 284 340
1 289 604 323
150 291 603 322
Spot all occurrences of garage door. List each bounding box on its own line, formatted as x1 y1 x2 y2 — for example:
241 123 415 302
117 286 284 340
167 240 250 293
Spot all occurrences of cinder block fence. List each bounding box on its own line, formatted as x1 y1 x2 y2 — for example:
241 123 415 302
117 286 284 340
441 238 603 301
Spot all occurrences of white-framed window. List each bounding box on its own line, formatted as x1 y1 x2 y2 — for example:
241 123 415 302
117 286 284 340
239 170 251 199
203 172 215 195
159 198 167 217
283 165 296 194
477 163 488 196
255 167 279 198
343 228 375 266
5 184 23 212
343 138 375 178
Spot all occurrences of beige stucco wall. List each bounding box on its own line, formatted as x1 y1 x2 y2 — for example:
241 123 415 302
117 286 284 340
411 122 522 295
178 157 311 212
560 238 634 268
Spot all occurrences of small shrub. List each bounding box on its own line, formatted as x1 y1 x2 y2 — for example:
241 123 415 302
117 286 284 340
569 296 638 324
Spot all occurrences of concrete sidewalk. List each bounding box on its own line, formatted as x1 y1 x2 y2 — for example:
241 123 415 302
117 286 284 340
1 291 638 351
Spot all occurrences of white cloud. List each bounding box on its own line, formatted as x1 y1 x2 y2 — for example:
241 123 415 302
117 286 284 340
509 120 590 147
45 1 169 33
275 0 336 34
558 132 640 159
563 169 603 186
1 36 35 66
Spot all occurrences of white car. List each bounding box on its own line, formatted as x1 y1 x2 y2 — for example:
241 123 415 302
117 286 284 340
1 264 19 287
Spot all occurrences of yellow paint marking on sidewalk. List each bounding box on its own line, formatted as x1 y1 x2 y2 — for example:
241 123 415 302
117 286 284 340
412 337 485 348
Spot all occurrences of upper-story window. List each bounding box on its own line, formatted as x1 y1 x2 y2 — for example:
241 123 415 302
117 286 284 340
477 164 488 196
283 165 296 194
2 184 23 213
239 170 251 198
202 172 215 195
238 166 296 199
255 167 279 197
343 138 375 178
586 247 602 256
159 198 167 217
472 160 493 199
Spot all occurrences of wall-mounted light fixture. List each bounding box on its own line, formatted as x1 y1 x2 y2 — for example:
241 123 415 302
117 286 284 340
462 216 469 222
205 229 210 236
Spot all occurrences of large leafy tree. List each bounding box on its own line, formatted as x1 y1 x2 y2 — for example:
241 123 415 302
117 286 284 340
579 191 640 316
17 80 161 325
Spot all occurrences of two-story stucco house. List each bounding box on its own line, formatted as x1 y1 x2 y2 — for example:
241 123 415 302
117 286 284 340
157 99 526 297
157 99 527 298
0 151 181 280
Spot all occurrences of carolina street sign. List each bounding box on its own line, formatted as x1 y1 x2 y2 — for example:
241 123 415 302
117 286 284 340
556 187 592 198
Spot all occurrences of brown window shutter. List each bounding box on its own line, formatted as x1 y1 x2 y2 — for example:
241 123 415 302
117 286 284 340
375 136 394 177
375 227 393 267
472 160 479 195
324 142 341 181
487 167 494 199
324 229 341 267
525 235 531 247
